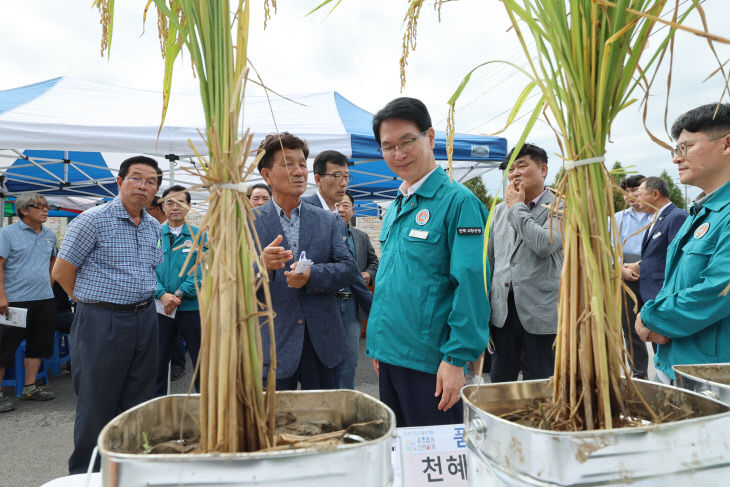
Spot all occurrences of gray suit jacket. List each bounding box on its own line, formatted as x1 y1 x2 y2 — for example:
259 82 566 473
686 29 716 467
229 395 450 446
488 189 563 334
350 226 378 280
253 200 359 379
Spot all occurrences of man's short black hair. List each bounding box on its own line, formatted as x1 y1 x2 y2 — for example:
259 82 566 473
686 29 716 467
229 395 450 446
671 103 730 140
256 132 309 172
247 183 272 197
372 97 432 145
150 195 163 209
313 150 349 175
640 176 670 198
620 174 646 190
162 184 191 204
343 190 354 205
119 156 161 186
501 143 548 170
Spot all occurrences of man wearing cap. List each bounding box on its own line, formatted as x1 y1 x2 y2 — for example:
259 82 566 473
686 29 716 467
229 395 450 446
365 97 490 427
636 103 730 383
53 155 163 473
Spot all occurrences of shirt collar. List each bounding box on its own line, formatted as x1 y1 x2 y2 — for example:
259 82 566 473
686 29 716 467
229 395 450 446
109 195 151 222
528 188 548 210
652 201 672 220
272 198 301 218
316 191 338 213
164 222 188 235
398 166 439 197
17 218 33 231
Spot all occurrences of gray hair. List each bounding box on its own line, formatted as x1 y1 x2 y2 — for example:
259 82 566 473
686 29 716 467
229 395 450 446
640 177 670 199
15 193 47 220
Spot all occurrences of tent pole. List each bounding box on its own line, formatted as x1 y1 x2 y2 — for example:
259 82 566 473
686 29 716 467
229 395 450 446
165 154 179 185
0 175 5 228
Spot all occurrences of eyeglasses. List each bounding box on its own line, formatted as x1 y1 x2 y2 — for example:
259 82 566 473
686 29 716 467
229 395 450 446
162 199 187 207
125 177 158 188
29 203 51 210
673 135 727 157
320 173 352 183
378 130 428 156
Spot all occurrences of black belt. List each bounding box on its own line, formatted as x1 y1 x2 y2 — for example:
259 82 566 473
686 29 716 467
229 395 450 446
337 291 353 299
87 297 153 312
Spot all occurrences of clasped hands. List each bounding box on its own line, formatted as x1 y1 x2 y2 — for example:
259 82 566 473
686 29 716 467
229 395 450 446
159 293 181 315
261 234 311 288
634 313 670 345
622 262 640 281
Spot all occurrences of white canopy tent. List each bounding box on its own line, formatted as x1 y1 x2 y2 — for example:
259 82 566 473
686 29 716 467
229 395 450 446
0 77 507 216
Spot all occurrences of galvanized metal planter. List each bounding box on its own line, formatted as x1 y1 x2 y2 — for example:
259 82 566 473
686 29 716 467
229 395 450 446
462 379 730 486
98 390 396 487
674 363 730 406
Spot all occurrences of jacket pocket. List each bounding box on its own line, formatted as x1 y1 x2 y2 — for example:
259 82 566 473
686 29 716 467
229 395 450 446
538 280 559 292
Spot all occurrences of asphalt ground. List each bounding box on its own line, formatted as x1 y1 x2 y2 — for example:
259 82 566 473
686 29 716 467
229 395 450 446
0 340 654 487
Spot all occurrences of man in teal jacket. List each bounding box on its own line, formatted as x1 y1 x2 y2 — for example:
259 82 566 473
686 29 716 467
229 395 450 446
154 185 204 395
636 103 730 382
366 97 490 426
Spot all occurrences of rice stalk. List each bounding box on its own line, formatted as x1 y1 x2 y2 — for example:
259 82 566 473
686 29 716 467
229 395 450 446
97 0 277 451
399 0 729 430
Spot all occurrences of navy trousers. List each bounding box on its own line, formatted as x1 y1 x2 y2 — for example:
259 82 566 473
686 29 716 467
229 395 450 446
336 296 361 390
489 290 556 383
621 279 649 378
378 361 463 428
276 325 338 391
155 310 201 396
68 302 158 474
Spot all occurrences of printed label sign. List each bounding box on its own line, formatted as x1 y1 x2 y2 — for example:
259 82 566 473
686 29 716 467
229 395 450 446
393 424 470 486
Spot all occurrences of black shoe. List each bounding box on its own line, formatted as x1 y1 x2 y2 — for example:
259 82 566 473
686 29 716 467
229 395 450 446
20 385 55 401
170 365 186 381
0 395 14 413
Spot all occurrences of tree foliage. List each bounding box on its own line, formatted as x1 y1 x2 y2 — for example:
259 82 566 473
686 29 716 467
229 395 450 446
464 177 502 209
660 169 686 209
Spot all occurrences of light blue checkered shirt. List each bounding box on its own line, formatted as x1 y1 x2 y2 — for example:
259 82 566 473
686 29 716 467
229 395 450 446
58 196 162 304
271 199 302 261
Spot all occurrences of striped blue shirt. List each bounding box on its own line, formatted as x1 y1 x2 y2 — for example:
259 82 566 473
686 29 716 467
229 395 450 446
58 196 162 304
0 220 57 301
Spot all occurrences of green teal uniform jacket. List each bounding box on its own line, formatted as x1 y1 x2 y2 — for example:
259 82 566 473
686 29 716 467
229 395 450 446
154 222 204 311
366 167 491 374
641 181 730 379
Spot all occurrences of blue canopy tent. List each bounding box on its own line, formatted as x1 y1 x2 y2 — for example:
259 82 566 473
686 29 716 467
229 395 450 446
0 78 507 218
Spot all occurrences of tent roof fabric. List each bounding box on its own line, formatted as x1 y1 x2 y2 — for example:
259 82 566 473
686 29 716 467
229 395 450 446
0 77 507 215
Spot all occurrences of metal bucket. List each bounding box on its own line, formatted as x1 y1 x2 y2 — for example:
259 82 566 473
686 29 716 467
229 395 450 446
98 390 395 486
674 363 730 406
462 379 730 486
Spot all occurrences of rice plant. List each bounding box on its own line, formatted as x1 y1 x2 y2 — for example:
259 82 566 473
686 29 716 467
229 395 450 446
400 0 729 430
94 0 277 451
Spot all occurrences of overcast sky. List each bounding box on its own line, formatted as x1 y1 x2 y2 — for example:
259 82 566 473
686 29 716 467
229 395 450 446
1 0 728 201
